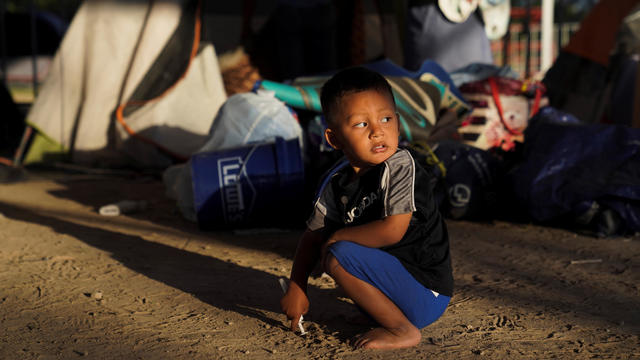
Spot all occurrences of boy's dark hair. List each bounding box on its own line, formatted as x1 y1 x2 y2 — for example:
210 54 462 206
320 67 395 126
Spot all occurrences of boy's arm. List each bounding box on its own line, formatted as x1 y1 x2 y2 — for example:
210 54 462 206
289 229 325 292
327 212 412 248
281 228 324 331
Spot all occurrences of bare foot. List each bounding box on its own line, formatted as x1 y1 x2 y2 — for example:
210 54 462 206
352 326 421 349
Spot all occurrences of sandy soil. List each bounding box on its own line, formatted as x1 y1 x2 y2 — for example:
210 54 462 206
0 170 638 359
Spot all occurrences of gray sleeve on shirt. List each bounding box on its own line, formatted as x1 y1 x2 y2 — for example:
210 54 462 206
382 149 417 217
306 180 341 231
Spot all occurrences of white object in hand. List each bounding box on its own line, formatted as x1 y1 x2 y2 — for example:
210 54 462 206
278 278 306 335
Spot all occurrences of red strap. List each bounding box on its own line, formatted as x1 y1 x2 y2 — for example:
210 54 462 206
489 77 522 136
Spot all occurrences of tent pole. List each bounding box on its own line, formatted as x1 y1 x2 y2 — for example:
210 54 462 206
524 0 531 78
0 0 6 85
13 126 32 166
556 0 563 54
30 0 38 98
541 0 555 75
502 21 510 67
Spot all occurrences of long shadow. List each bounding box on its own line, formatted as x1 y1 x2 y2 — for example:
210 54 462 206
448 224 640 330
44 175 306 260
0 201 358 340
454 261 640 329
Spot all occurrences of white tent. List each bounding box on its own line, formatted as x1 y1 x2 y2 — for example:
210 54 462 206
21 0 227 168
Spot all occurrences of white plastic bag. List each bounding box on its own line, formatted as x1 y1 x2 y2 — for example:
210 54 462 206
201 89 303 152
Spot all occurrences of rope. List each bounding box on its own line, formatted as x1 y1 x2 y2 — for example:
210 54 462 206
114 0 202 162
488 76 522 136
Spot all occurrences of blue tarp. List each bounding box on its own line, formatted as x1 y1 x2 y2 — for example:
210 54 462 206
507 107 640 234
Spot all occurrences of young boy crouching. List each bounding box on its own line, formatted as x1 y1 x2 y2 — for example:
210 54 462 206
280 67 453 349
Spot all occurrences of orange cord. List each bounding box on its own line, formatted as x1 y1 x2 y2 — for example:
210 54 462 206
114 0 202 162
0 156 13 166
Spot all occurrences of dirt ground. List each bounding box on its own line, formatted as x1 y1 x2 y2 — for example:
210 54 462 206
0 170 638 360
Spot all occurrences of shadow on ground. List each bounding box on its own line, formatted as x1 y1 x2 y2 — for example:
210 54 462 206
44 174 308 260
0 200 363 342
449 224 640 331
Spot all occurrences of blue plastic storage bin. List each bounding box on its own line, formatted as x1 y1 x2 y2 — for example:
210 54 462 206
191 137 304 229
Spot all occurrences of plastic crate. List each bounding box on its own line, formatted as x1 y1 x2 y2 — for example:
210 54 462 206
191 137 304 229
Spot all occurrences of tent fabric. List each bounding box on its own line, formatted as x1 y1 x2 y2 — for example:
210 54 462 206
22 0 227 168
563 0 640 66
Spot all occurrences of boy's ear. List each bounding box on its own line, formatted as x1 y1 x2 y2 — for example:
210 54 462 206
324 128 341 150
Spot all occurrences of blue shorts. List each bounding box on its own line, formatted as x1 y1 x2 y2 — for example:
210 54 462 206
329 241 450 329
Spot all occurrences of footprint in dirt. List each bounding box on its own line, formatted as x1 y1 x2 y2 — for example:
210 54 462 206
487 314 522 330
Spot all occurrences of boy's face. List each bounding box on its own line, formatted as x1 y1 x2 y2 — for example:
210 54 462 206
324 89 400 175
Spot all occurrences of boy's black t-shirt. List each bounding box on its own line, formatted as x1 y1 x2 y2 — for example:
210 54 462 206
307 149 454 297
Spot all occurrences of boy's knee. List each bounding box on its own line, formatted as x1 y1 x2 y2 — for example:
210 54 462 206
328 240 357 258
323 241 358 275
322 251 341 275
324 241 361 275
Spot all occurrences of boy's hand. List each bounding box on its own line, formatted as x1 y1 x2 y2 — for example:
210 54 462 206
280 281 309 332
